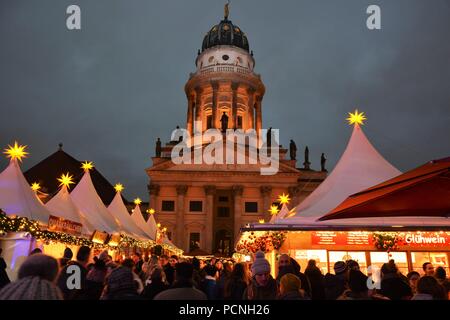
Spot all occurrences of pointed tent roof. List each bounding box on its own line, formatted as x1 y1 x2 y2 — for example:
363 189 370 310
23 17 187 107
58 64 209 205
271 203 292 222
45 185 95 234
285 123 401 223
131 204 156 240
24 146 125 205
108 192 149 239
0 159 51 223
146 212 158 239
70 170 120 233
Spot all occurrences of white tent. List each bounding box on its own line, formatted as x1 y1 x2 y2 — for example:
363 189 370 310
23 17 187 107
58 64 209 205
108 192 149 239
146 212 158 240
131 204 156 240
0 159 51 224
45 185 94 234
283 123 401 223
271 203 291 223
70 170 120 234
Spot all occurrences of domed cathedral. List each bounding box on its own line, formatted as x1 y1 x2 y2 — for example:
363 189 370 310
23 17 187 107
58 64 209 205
146 4 326 255
185 7 264 135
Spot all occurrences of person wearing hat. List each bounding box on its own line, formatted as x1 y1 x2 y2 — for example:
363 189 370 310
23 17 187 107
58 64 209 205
243 251 277 300
101 266 141 300
324 261 348 300
278 273 309 300
0 253 63 300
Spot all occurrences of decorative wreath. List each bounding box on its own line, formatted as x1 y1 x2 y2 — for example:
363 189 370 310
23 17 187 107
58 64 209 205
236 231 286 254
372 232 400 253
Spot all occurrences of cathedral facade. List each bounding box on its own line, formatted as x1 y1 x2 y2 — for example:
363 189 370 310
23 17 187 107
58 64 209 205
146 9 326 255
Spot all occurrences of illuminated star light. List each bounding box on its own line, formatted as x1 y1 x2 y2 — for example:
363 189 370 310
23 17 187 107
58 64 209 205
4 141 29 162
81 161 94 171
58 173 75 188
278 193 291 205
269 205 279 216
147 208 156 215
346 109 367 126
258 219 265 224
114 183 124 193
134 198 142 205
31 182 41 192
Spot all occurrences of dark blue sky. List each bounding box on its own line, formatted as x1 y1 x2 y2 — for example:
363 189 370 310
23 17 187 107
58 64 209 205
1 0 449 199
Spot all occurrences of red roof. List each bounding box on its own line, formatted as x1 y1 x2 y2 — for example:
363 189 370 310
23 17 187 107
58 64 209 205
319 157 450 220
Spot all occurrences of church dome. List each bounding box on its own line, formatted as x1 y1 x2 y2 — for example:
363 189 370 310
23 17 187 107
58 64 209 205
201 7 249 52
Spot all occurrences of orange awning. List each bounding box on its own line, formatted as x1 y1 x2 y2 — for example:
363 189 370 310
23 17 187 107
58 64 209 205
319 157 450 221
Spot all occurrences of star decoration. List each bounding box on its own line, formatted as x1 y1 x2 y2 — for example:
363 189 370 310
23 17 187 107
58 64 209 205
114 183 124 193
31 182 41 192
81 161 94 171
347 109 367 126
4 141 28 162
134 198 142 205
58 173 75 189
278 193 291 205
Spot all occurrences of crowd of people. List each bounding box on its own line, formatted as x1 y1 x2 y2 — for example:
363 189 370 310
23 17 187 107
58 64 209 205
0 246 449 300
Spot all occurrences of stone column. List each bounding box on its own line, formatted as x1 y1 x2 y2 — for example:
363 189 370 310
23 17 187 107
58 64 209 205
211 81 219 129
288 185 301 208
204 185 216 253
147 183 160 211
232 185 244 241
175 185 188 250
260 185 272 221
247 87 255 130
231 82 239 129
186 94 194 137
194 87 203 132
255 97 263 146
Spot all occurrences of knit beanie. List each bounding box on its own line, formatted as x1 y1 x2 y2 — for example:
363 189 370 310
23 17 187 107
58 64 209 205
0 276 63 300
280 273 301 293
251 251 271 275
333 261 348 275
106 266 137 296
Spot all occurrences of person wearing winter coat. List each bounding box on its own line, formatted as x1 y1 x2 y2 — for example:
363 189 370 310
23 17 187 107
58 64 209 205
154 262 207 300
276 254 311 298
278 273 309 300
57 245 91 300
141 267 169 300
338 270 371 300
379 260 412 300
224 262 249 300
101 266 141 300
0 248 11 289
304 259 326 300
243 251 278 300
200 264 219 300
411 276 447 300
0 253 63 300
324 261 348 300
84 256 107 300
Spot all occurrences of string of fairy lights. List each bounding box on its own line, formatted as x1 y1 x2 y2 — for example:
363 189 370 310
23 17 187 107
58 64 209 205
0 142 181 255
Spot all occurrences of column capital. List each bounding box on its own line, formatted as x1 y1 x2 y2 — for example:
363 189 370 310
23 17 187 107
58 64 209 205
288 186 301 197
260 185 272 196
176 185 188 195
231 82 239 91
204 185 216 196
232 185 244 197
147 183 160 196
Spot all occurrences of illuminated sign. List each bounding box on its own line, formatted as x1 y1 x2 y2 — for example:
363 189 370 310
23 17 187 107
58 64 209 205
311 231 373 246
48 215 82 235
